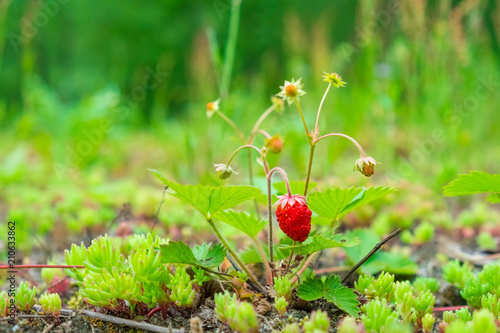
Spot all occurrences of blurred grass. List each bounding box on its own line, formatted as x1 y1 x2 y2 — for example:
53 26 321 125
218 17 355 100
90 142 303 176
1 0 500 253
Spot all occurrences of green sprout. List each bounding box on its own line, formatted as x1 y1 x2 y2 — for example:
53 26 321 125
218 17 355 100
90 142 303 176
0 291 8 317
421 313 435 332
138 282 170 308
236 271 248 284
15 282 36 312
412 290 435 328
214 291 258 333
303 310 330 333
84 234 124 274
357 272 395 301
461 262 500 308
442 259 474 289
64 242 88 282
401 222 435 245
477 232 497 251
129 246 164 283
360 299 398 332
192 267 211 286
282 323 300 333
354 275 375 294
412 277 440 295
39 293 62 318
167 267 195 307
228 301 259 333
394 281 414 323
80 267 142 315
214 291 237 323
275 296 288 315
274 276 293 302
128 233 166 252
472 309 497 332
337 316 358 333
481 293 500 318
443 307 472 324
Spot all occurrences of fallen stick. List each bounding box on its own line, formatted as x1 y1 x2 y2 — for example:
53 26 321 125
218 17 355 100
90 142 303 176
341 228 402 284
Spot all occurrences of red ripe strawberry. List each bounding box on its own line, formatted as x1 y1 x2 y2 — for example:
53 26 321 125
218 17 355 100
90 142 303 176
275 194 312 243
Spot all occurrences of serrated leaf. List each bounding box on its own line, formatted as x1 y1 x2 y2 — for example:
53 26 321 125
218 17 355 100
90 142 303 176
487 193 500 203
308 187 395 220
278 232 359 255
297 275 359 317
215 211 267 238
160 241 226 268
443 171 500 197
273 181 317 196
150 169 261 218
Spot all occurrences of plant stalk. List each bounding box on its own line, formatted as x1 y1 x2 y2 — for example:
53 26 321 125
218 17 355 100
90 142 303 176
303 144 316 196
252 237 273 285
206 218 264 291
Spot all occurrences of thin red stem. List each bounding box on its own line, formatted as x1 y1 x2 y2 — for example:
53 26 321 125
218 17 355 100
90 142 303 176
433 305 470 312
268 167 292 197
0 265 85 269
314 133 366 157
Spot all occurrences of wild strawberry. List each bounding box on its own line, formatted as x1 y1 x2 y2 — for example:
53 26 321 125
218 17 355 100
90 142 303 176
275 194 312 243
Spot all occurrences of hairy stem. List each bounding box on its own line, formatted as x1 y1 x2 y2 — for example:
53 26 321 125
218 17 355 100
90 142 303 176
294 99 310 137
314 133 367 157
225 144 262 166
303 144 316 196
267 175 274 263
206 218 264 291
314 82 332 134
249 105 276 143
268 167 292 197
215 109 245 141
252 237 273 285
283 242 296 276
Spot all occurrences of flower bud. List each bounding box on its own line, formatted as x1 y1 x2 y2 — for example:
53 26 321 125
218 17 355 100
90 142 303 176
214 164 235 180
271 96 285 114
354 156 379 177
265 134 283 153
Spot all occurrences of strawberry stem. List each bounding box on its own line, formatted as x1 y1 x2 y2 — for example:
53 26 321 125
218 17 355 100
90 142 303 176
225 144 262 166
314 82 332 136
268 167 292 197
314 133 367 158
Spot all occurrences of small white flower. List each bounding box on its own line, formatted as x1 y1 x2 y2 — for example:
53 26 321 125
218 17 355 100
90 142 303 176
276 78 306 105
206 98 220 118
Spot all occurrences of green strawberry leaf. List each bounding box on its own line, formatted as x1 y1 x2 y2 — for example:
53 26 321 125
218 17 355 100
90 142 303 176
308 187 395 220
160 241 226 268
150 169 261 218
443 171 500 197
214 210 267 238
297 275 359 317
278 231 359 255
487 193 500 203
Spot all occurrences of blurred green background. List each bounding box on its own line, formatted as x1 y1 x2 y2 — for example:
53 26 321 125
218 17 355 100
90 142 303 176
1 0 499 253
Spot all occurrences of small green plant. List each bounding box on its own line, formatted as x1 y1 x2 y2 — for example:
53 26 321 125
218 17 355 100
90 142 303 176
192 267 211 286
460 262 500 308
413 277 440 295
0 291 8 317
442 259 474 289
337 317 358 333
421 313 435 332
360 299 399 332
166 267 195 307
39 293 62 318
471 309 497 332
443 307 472 324
303 310 330 333
282 323 300 333
355 275 376 294
15 282 36 312
364 272 395 301
274 276 293 302
477 232 497 251
214 291 258 333
480 293 500 318
274 296 288 315
394 281 414 323
401 222 435 245
412 290 435 328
